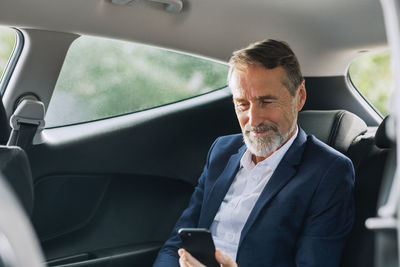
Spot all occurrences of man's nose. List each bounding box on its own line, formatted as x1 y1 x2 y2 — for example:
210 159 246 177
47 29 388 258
248 103 263 126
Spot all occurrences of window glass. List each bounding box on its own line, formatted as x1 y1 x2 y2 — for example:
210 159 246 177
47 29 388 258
45 36 229 127
348 50 393 116
0 27 16 81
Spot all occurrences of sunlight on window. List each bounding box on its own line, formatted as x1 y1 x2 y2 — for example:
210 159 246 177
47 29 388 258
349 50 393 116
46 36 229 127
0 27 16 80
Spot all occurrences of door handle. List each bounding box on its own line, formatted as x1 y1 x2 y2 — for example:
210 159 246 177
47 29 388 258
148 0 182 13
110 0 183 13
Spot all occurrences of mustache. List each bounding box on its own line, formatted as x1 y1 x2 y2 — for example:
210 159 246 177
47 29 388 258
244 123 279 133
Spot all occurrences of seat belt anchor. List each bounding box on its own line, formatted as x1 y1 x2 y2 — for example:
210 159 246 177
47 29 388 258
9 99 45 131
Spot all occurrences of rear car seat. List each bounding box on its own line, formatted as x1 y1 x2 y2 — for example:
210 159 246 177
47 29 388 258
0 147 34 216
341 116 392 267
0 98 43 217
0 172 45 267
0 98 34 215
0 98 10 145
298 110 382 266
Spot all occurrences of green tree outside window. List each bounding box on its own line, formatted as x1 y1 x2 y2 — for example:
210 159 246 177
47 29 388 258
0 27 16 80
349 51 393 116
46 36 229 127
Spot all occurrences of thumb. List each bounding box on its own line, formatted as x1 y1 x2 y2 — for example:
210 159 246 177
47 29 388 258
215 250 238 267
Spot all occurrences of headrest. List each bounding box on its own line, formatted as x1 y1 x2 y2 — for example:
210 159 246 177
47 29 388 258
375 116 392 149
298 110 367 153
0 146 34 216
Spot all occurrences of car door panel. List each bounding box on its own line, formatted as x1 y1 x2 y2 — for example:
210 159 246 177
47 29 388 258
28 91 240 266
40 175 191 266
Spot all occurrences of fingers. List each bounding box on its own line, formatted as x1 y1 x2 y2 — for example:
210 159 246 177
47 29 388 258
178 249 206 267
215 249 238 267
178 249 187 267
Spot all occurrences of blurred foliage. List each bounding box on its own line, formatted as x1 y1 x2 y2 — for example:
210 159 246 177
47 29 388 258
46 36 229 127
0 27 16 80
349 51 392 116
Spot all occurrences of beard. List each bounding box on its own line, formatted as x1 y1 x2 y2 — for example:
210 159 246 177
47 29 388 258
243 119 296 157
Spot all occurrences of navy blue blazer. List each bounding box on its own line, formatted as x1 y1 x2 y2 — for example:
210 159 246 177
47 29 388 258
154 128 355 267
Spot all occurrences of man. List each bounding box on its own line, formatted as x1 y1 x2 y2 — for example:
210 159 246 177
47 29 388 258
153 39 354 266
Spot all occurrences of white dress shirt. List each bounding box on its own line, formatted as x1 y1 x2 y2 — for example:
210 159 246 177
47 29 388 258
210 128 298 260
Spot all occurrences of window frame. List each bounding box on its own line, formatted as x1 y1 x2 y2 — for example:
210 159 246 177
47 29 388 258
0 27 24 96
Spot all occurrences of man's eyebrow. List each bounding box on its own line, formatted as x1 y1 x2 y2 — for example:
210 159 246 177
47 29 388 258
257 95 278 101
233 97 247 102
233 95 278 102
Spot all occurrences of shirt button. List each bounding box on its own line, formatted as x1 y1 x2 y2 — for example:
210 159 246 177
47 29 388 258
226 233 234 241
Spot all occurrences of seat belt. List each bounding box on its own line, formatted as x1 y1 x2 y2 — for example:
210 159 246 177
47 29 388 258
7 99 45 150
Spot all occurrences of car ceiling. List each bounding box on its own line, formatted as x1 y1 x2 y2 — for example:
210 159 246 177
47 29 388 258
0 0 386 76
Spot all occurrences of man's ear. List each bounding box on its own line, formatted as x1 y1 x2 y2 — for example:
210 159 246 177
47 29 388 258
297 80 306 111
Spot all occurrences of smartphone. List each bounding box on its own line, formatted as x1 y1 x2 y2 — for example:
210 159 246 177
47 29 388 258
178 228 220 267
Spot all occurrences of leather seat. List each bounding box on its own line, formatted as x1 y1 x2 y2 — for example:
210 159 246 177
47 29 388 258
0 98 10 145
340 116 392 267
0 172 45 267
0 98 43 217
0 99 34 215
298 110 387 267
0 145 34 216
298 109 368 153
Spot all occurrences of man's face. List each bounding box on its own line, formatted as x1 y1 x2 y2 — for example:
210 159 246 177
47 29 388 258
229 65 306 158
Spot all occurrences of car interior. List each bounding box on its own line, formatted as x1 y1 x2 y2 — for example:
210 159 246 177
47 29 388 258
0 0 399 266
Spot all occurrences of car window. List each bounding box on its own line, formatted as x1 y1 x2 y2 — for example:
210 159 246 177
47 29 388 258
348 50 393 116
45 36 229 128
0 27 16 83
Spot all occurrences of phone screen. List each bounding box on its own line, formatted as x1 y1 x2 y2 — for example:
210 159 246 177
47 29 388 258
178 228 220 267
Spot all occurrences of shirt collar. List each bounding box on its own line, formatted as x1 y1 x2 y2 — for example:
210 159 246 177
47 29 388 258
240 126 299 172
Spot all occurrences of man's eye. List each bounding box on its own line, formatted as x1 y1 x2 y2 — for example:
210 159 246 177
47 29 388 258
235 103 249 110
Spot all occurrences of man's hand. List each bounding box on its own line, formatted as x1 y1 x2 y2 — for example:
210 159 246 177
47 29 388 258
215 250 238 267
178 248 238 267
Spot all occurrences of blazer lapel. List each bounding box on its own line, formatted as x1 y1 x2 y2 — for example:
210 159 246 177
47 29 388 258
239 128 308 246
198 145 246 228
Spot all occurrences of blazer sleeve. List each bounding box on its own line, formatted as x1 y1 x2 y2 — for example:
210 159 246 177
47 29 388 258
152 138 219 267
295 156 355 267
